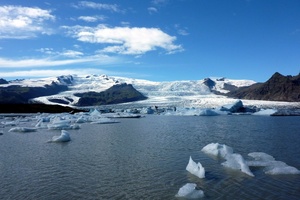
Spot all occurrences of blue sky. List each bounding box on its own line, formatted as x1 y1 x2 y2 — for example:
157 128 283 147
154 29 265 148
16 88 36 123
0 0 299 82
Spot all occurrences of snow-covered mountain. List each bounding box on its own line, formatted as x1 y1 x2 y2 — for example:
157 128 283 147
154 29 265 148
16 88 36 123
1 74 298 108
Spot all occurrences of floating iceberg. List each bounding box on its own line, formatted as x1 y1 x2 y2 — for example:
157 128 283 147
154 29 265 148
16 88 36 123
222 153 254 177
201 143 233 158
186 156 205 178
8 127 37 133
47 119 80 130
90 117 119 124
220 99 243 113
247 152 300 175
51 130 71 142
198 109 219 116
253 109 277 116
175 183 204 199
202 143 254 176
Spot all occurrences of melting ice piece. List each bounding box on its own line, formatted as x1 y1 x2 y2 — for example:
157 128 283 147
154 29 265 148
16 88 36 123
90 117 119 124
222 153 254 177
247 152 300 175
253 109 277 116
51 130 71 142
198 109 219 116
201 143 233 158
8 127 37 133
175 183 204 199
186 156 205 178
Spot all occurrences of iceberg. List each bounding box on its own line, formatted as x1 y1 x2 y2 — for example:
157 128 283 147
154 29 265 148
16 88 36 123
90 117 119 124
8 127 37 133
51 130 71 142
186 156 205 178
247 152 300 175
175 183 204 199
202 143 254 176
253 109 277 116
222 153 254 177
219 99 243 113
198 109 219 116
201 143 233 158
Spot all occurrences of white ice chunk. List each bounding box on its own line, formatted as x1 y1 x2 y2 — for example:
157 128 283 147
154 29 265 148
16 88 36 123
201 143 233 158
75 116 86 123
219 99 243 113
175 183 204 199
222 153 254 177
247 152 300 175
253 109 277 116
51 130 71 142
8 127 37 133
198 109 219 116
265 164 300 175
90 117 119 124
186 156 205 178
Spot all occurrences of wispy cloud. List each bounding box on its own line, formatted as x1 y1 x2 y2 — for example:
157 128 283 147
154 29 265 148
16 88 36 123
62 24 183 55
174 24 189 36
0 54 119 68
78 15 106 22
148 7 158 14
0 68 110 78
0 5 55 39
74 1 121 12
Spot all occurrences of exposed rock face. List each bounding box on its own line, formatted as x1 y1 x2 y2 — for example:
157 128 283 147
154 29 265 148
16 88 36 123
0 83 68 104
227 72 300 102
75 83 147 106
0 78 8 84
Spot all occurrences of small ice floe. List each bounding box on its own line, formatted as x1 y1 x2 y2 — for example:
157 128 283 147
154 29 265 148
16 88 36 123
50 130 71 142
222 153 254 177
90 117 119 124
201 143 233 158
202 143 254 177
47 119 80 130
175 183 204 199
198 109 219 116
186 156 205 178
253 109 277 116
8 127 37 133
247 152 300 175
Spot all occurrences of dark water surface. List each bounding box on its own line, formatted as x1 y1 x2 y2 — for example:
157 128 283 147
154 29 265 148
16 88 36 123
0 115 300 199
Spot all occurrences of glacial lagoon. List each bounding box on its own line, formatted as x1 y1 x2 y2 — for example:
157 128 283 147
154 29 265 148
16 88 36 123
0 114 300 199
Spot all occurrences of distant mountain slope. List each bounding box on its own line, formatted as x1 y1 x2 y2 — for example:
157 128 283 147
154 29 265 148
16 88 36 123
0 74 256 107
227 72 300 102
75 83 147 106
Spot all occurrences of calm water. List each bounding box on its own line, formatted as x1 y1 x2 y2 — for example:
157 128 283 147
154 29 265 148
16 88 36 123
0 115 300 199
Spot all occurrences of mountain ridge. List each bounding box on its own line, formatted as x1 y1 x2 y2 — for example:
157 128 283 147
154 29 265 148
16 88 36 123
0 72 299 109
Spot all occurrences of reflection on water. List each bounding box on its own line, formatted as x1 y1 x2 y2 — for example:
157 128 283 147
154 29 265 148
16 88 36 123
0 115 299 199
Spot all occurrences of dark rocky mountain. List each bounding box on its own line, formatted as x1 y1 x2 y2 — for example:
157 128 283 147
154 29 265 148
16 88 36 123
0 78 9 84
227 72 300 102
0 82 68 104
75 83 147 106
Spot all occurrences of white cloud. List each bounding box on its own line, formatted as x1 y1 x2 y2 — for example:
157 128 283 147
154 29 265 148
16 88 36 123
0 54 118 68
62 25 183 55
0 68 110 78
0 5 55 39
75 1 121 12
61 50 84 57
148 7 158 14
174 24 189 36
78 15 106 22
